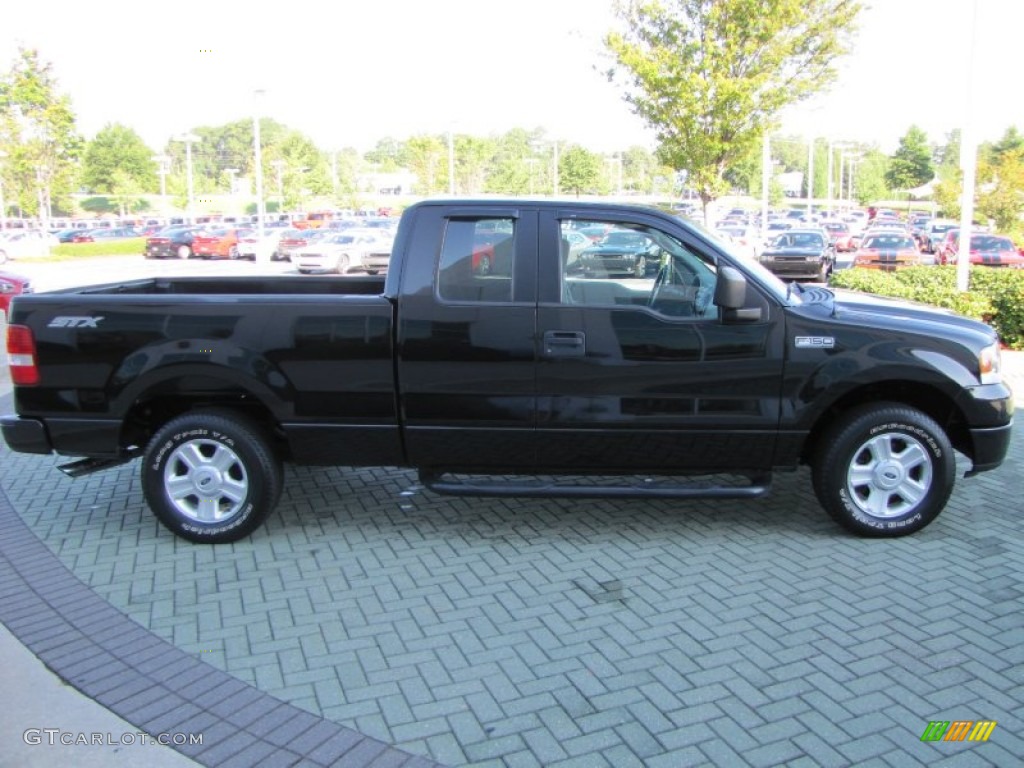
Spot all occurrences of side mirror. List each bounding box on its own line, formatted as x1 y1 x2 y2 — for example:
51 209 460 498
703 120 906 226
714 265 746 309
715 266 762 322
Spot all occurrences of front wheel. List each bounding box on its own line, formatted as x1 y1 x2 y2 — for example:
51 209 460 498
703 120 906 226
142 410 283 543
177 244 191 259
812 403 955 537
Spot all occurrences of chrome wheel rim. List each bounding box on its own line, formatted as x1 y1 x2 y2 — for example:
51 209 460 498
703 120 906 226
846 432 932 519
164 439 248 523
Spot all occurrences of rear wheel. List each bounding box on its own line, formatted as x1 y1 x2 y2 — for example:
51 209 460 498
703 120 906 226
142 410 283 544
812 403 955 537
335 255 349 274
176 244 191 259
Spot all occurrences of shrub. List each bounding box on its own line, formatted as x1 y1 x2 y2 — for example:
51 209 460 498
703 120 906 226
829 266 1024 349
50 238 147 259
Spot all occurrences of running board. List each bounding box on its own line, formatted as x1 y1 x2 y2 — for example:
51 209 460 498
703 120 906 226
58 454 138 478
419 472 772 500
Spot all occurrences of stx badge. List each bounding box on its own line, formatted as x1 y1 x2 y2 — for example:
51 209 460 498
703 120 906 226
47 316 105 329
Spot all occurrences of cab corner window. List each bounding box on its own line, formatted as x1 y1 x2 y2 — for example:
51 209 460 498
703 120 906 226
438 218 514 303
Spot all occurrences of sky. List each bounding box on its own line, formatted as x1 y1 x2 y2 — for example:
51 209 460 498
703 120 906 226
2 0 1023 157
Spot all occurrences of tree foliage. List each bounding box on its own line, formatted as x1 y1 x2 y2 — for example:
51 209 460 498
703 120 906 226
0 48 83 222
559 145 603 197
885 125 933 191
604 0 862 220
81 123 156 194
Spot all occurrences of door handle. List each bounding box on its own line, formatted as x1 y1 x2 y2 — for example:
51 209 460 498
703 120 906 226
543 330 586 358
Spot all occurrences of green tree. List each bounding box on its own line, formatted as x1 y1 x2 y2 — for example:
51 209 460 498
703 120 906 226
0 48 83 226
604 0 862 222
403 134 446 195
81 123 157 194
885 125 933 192
559 145 602 196
852 149 890 206
977 146 1024 235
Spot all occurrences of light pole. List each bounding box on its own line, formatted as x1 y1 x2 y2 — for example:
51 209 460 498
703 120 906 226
606 154 623 197
174 133 201 221
526 158 538 196
761 133 771 232
826 141 851 215
0 149 7 231
252 90 266 244
552 140 559 197
448 128 455 195
806 136 814 215
842 153 861 207
153 154 170 216
272 159 286 216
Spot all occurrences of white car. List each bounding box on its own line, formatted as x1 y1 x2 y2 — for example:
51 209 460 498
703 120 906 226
0 230 57 263
235 229 286 261
293 229 394 274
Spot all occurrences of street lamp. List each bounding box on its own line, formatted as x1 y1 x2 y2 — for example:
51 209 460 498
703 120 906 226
841 152 861 207
606 154 623 197
448 128 455 195
826 141 851 215
271 159 286 216
174 133 201 221
153 154 170 215
530 139 559 196
0 149 7 231
253 89 267 243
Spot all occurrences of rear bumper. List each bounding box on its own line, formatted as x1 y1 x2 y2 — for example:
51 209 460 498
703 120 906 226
1 415 53 455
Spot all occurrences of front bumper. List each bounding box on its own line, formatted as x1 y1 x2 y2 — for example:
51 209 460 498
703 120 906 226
761 258 823 278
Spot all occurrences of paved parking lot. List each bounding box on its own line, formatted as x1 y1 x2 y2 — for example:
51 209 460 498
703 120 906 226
1 306 1022 766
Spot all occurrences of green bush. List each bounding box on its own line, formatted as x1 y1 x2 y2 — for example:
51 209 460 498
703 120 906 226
829 266 1024 349
49 238 147 259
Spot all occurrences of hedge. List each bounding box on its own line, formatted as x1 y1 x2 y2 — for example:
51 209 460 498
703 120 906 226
49 238 147 259
829 266 1024 349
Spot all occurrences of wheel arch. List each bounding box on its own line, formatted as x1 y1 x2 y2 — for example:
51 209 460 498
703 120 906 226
801 379 972 466
117 372 292 460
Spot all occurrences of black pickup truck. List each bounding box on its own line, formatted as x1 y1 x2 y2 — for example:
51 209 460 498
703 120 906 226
2 200 1014 542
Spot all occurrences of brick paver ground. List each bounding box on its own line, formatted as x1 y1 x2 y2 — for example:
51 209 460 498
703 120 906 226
1 357 1021 767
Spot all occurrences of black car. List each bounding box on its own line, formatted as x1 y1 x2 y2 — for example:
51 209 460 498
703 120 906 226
144 226 202 259
578 230 661 277
759 229 832 281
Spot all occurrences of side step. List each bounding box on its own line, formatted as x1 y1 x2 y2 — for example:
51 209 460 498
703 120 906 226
58 453 139 479
419 471 772 500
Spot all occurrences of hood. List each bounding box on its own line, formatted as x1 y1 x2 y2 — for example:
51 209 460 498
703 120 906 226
829 288 996 345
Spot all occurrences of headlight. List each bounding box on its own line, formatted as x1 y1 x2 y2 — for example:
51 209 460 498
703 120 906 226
979 343 1002 385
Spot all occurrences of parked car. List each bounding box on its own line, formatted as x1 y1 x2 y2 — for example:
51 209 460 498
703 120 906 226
293 229 395 274
820 220 854 252
54 228 82 243
714 225 761 260
853 233 927 270
0 269 32 319
191 227 244 260
579 230 662 277
944 233 1024 268
236 228 287 261
758 229 832 281
144 227 202 260
71 227 141 243
0 230 56 263
922 221 959 254
275 228 330 262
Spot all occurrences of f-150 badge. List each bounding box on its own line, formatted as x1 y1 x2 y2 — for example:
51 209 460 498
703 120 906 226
795 336 834 348
47 316 105 328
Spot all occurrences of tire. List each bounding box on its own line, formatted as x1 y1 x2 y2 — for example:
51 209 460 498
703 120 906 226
812 403 955 537
176 244 191 259
298 269 311 274
228 245 240 260
141 410 283 544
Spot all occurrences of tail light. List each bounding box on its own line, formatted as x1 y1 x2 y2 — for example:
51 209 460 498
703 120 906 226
7 324 39 385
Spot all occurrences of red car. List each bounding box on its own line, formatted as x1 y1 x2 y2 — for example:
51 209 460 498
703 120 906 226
191 227 246 260
0 270 32 319
944 233 1024 268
